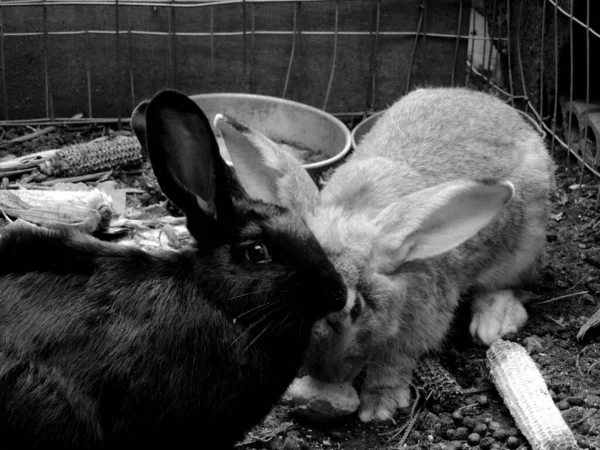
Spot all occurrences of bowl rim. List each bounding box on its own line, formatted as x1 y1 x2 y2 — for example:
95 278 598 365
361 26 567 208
189 92 352 170
350 110 385 150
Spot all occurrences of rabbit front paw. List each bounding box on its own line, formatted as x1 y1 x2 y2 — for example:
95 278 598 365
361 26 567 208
470 289 528 346
357 385 410 422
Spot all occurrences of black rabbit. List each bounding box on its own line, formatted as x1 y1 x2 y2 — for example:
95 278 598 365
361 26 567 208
0 89 347 449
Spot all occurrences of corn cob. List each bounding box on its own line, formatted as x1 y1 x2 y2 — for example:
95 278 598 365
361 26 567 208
0 188 113 233
39 136 144 177
487 339 580 450
414 357 464 410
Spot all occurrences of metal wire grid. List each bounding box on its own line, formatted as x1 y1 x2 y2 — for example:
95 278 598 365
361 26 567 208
466 0 600 199
0 1 598 190
0 0 479 126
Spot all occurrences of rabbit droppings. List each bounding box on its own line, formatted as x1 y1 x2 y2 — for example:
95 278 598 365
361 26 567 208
213 87 556 423
0 90 347 449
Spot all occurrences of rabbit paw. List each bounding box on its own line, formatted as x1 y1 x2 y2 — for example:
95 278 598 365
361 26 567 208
357 385 410 422
470 289 528 346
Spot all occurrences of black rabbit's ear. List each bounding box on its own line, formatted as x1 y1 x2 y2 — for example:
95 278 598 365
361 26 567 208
143 89 243 246
131 100 149 156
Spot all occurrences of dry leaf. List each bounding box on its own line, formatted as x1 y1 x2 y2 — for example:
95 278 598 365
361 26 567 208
559 192 569 205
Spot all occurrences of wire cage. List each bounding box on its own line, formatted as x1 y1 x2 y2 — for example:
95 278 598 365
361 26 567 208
0 0 598 193
471 0 600 201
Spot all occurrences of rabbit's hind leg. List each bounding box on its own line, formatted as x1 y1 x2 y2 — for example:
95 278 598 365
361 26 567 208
469 227 545 346
469 290 529 345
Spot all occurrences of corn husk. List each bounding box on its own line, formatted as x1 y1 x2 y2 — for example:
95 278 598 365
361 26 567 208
0 188 113 233
40 136 144 177
487 339 580 450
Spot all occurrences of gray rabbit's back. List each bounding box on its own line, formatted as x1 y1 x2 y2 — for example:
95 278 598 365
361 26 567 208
358 88 546 172
323 87 554 229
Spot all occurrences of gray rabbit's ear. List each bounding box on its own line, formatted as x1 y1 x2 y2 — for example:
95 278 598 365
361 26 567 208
368 179 515 275
214 114 320 218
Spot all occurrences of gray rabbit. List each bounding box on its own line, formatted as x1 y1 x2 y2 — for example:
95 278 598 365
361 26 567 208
214 87 556 422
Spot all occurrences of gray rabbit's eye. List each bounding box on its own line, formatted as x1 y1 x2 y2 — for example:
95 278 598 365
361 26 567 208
245 242 271 264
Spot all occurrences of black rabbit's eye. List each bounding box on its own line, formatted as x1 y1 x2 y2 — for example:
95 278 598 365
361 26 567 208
245 242 271 264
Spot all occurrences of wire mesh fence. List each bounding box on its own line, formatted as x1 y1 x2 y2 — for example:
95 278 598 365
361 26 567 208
0 1 598 189
468 0 600 198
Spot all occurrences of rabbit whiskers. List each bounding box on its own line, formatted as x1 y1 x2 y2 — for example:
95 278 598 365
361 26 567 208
228 303 287 349
273 312 293 337
232 298 285 321
229 289 273 302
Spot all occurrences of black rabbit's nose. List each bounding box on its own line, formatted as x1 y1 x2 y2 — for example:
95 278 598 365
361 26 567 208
313 264 346 314
324 280 347 313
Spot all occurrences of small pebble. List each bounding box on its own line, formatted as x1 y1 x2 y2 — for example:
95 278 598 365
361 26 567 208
424 429 436 439
446 442 466 450
462 416 477 429
452 411 463 425
507 427 520 437
455 427 470 440
483 417 493 425
283 437 301 450
421 412 442 434
473 423 487 435
476 395 489 406
575 434 591 449
567 396 585 406
549 389 557 401
585 394 600 407
438 412 455 428
506 436 520 449
479 436 496 450
465 396 479 406
562 406 585 423
487 421 501 432
490 444 502 450
467 432 481 445
329 431 344 441
556 399 570 410
430 404 443 414
430 444 447 450
446 429 457 440
492 429 510 442
557 392 568 401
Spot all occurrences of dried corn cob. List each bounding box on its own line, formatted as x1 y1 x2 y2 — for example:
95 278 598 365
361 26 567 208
39 135 144 177
414 357 464 410
0 188 113 233
487 340 580 450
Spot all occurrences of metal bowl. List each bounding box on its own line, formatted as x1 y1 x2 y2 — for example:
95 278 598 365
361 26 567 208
190 93 352 181
351 111 385 149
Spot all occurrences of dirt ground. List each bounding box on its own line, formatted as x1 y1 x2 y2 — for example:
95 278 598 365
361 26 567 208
1 121 599 450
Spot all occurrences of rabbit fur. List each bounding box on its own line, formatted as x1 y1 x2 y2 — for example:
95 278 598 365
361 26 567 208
0 89 347 449
213 87 556 423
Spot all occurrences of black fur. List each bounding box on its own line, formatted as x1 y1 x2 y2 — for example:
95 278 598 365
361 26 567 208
0 90 346 449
